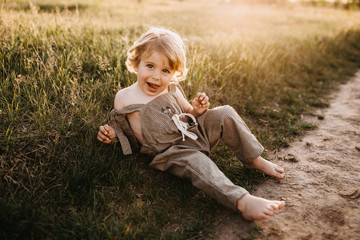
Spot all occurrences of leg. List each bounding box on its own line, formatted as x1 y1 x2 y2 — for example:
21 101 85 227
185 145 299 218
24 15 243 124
150 147 285 220
198 105 264 163
199 106 284 179
150 147 248 211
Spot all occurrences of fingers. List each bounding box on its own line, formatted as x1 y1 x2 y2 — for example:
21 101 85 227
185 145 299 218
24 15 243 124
103 124 112 134
201 101 210 109
192 99 210 110
103 124 116 139
192 98 200 108
97 129 110 142
195 92 209 108
100 124 112 135
98 124 114 144
97 133 111 144
191 92 210 116
99 125 107 135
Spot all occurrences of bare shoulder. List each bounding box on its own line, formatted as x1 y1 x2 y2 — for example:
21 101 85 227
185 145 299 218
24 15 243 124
114 84 137 110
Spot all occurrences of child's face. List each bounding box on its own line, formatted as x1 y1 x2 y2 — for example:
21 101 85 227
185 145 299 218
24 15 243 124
135 50 175 97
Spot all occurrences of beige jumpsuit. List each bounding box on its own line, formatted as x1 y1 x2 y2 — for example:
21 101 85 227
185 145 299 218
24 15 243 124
108 83 264 211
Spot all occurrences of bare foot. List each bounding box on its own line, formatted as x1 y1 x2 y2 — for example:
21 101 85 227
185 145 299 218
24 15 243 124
244 156 285 179
237 194 285 221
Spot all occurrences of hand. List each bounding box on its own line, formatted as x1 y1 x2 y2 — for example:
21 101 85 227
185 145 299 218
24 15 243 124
191 92 210 115
97 124 116 144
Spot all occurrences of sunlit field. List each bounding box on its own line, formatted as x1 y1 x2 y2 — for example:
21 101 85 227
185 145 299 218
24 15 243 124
1 0 360 239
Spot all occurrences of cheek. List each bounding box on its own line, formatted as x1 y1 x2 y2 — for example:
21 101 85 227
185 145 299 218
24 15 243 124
137 70 148 79
163 76 172 84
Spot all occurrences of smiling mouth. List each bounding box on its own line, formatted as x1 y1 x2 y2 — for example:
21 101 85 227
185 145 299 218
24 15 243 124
146 82 160 92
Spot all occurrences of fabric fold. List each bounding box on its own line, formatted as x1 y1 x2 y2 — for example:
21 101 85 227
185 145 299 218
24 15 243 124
108 109 139 155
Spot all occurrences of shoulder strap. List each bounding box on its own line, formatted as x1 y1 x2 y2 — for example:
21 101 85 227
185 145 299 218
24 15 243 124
169 82 187 99
107 108 140 155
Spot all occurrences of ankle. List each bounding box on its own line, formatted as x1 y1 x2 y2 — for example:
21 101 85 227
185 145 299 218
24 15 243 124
244 156 262 166
236 193 249 212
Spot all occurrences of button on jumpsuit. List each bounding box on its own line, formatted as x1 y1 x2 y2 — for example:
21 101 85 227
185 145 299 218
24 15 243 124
108 83 264 211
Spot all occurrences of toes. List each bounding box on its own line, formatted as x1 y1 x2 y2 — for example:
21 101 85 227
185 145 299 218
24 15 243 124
275 165 284 172
274 164 285 178
274 171 285 179
264 208 274 216
278 201 286 209
275 164 285 173
271 201 285 210
269 203 279 210
268 201 285 212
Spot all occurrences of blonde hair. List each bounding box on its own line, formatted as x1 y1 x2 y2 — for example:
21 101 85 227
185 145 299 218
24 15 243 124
126 27 187 81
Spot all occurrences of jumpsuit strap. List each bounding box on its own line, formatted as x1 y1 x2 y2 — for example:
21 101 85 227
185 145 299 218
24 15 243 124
107 104 143 155
169 82 187 99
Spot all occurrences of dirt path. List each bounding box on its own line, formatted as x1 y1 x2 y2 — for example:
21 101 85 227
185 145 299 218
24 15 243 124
209 71 360 240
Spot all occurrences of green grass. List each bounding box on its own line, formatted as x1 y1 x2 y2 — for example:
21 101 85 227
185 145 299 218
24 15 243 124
1 0 360 239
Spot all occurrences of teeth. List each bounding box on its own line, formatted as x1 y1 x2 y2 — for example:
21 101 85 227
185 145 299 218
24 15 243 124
147 82 158 89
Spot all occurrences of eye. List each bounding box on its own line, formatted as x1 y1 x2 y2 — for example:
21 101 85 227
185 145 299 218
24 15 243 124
162 69 170 74
146 64 154 69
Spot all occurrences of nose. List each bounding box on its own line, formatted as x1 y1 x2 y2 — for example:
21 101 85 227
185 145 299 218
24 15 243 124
152 69 161 81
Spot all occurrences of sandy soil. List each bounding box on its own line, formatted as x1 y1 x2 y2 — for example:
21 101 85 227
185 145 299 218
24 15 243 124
209 70 360 240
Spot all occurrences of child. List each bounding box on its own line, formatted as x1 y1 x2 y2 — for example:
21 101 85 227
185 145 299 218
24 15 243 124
97 27 285 221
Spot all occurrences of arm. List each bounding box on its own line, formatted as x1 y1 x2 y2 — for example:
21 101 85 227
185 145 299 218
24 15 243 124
97 90 125 144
